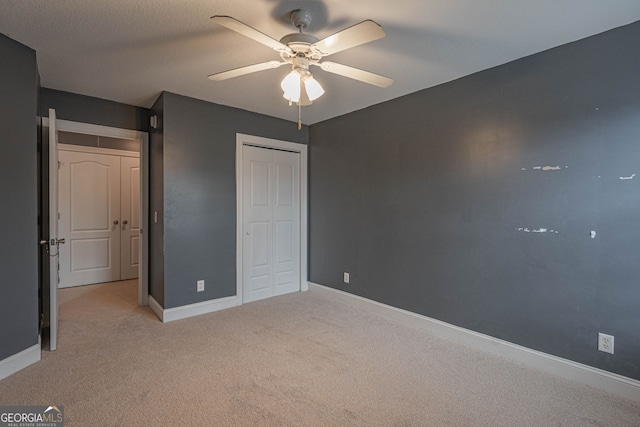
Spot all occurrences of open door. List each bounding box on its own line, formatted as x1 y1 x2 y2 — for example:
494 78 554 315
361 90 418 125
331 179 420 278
48 108 63 351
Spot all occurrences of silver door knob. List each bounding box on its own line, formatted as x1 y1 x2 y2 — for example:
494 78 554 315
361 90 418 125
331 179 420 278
113 220 119 225
123 220 128 225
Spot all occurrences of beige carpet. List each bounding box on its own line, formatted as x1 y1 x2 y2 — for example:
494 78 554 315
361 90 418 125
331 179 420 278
1 280 639 426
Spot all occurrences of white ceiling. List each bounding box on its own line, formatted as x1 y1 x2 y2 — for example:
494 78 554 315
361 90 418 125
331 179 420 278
2 1 639 125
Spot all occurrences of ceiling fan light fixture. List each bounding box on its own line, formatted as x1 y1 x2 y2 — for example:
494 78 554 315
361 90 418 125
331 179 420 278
281 70 324 104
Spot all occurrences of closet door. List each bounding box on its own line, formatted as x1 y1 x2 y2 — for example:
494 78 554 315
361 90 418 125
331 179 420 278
242 145 300 303
272 149 300 297
120 156 141 280
58 150 121 287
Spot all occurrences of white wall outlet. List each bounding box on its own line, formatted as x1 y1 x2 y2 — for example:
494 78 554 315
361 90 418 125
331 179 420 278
343 272 350 284
154 211 158 223
598 333 614 354
197 280 205 292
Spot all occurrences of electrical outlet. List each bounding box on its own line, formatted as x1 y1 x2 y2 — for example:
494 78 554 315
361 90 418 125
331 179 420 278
154 211 158 223
197 280 205 292
343 272 350 283
598 333 614 354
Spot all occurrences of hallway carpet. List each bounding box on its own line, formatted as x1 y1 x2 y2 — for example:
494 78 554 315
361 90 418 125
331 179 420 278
1 280 639 426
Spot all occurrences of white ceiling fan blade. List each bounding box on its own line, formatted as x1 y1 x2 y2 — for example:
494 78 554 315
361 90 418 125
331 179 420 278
211 15 292 54
208 61 285 81
317 62 393 88
311 20 386 57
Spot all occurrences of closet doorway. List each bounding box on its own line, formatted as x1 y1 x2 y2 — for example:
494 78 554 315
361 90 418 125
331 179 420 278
235 133 308 305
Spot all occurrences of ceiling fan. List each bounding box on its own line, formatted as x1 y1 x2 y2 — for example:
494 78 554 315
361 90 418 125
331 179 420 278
208 9 393 126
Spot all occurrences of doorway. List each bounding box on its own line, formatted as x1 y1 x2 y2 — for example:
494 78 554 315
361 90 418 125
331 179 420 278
44 117 149 305
235 134 308 305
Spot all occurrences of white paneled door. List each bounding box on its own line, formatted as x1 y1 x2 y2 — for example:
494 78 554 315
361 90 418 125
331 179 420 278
242 145 300 303
58 150 139 287
120 156 141 280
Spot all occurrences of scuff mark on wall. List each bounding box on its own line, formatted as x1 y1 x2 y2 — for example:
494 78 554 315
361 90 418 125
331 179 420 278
619 174 636 180
516 227 559 234
524 166 567 171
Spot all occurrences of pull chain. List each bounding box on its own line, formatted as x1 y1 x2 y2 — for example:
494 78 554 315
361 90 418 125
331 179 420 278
298 102 302 130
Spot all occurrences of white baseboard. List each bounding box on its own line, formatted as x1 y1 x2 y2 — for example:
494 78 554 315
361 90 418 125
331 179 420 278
0 343 41 381
308 282 640 403
148 295 237 323
148 295 164 321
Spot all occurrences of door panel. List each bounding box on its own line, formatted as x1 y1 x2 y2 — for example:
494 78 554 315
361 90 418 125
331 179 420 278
276 221 293 263
70 238 110 270
242 145 299 303
70 161 111 230
120 156 141 280
130 237 140 265
251 161 270 206
275 164 294 206
250 222 270 267
58 150 121 287
272 150 299 297
243 146 273 303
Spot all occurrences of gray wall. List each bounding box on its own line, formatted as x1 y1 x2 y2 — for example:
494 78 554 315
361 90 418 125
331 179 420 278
309 21 640 380
0 34 39 360
149 94 165 306
150 92 307 309
41 88 150 132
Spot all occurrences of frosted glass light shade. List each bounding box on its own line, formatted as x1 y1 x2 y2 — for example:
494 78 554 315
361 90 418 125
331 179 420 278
304 76 325 101
281 71 301 103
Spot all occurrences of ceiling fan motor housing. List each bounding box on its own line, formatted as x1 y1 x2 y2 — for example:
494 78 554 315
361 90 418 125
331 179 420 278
290 9 312 30
279 32 320 60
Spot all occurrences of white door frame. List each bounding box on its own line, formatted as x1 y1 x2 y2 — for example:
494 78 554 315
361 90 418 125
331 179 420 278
43 117 150 306
236 133 308 305
48 109 59 351
58 143 139 158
